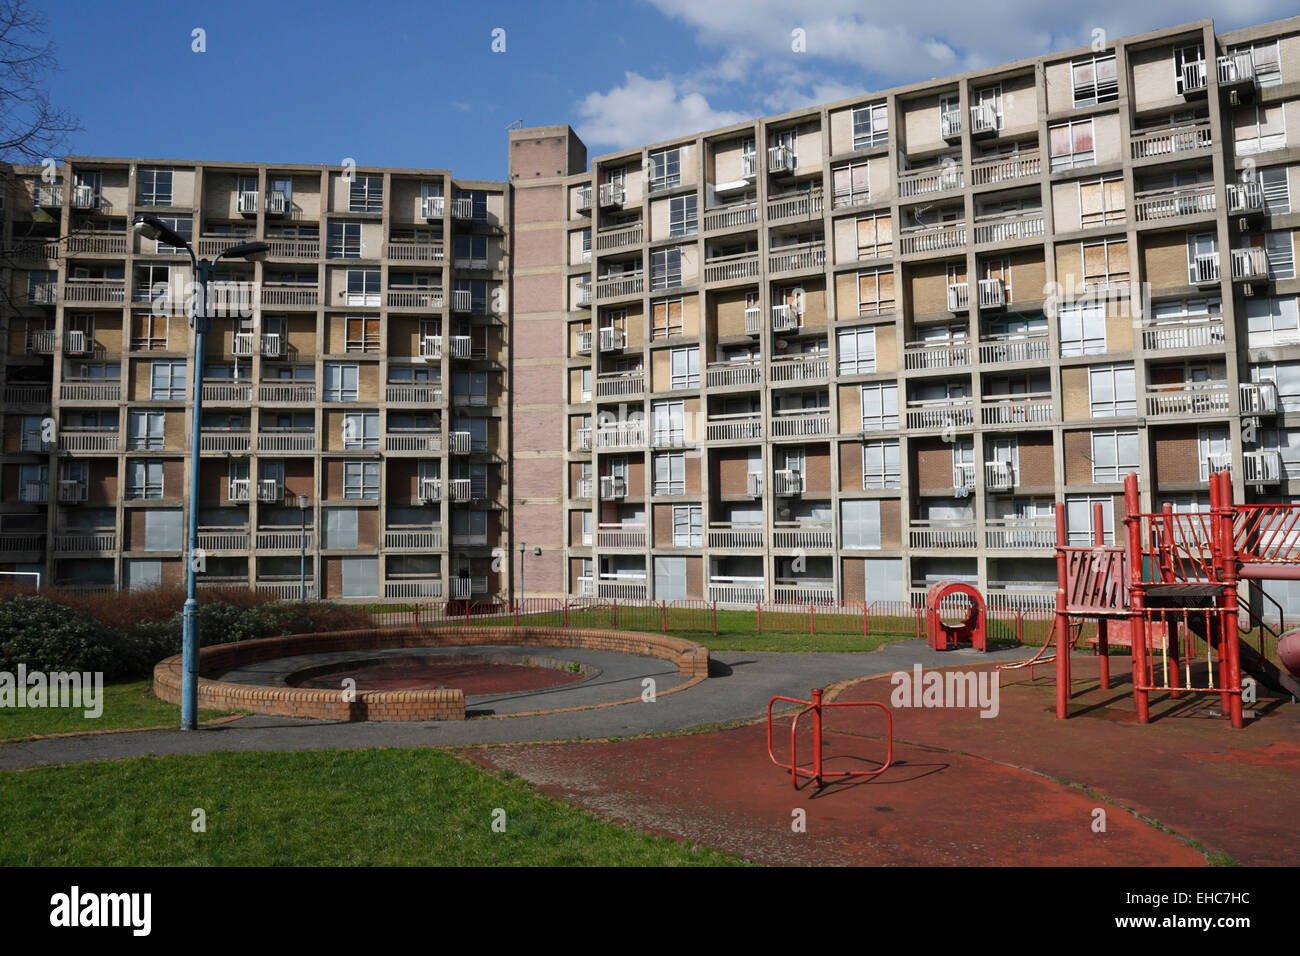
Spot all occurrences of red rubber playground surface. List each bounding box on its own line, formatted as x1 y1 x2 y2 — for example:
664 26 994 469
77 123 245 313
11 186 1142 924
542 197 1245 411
470 657 1300 866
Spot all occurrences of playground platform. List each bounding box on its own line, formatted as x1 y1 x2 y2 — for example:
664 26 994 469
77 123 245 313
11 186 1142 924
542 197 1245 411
471 656 1299 866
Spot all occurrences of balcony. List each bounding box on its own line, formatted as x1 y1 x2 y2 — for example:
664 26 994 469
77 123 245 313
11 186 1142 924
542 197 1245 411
384 529 443 550
985 519 1055 550
1241 382 1278 415
261 284 318 306
705 360 760 389
596 523 646 548
386 432 442 452
259 382 316 403
196 530 250 551
971 151 1040 186
256 431 315 452
595 372 643 399
1130 120 1212 160
1134 183 1216 223
53 533 117 553
386 382 441 404
596 576 647 600
709 578 765 605
1144 381 1230 418
595 223 643 251
57 479 88 503
904 338 971 370
768 145 796 174
981 393 1054 426
767 190 824 223
773 582 836 605
59 429 119 452
596 274 643 300
703 251 760 284
388 289 444 309
62 278 125 304
237 191 258 214
772 469 802 496
421 196 445 219
201 430 251 452
19 480 49 503
897 165 964 198
384 240 445 262
575 185 592 213
1204 451 1282 485
770 409 830 438
769 354 829 385
773 522 833 550
6 383 50 404
904 398 974 430
599 475 627 499
703 201 759 232
1230 247 1269 282
385 580 443 599
972 210 1044 246
984 460 1016 491
1141 317 1225 351
771 304 801 333
898 222 966 256
909 520 977 549
767 242 825 275
598 182 626 207
203 381 253 402
705 413 762 442
747 472 763 496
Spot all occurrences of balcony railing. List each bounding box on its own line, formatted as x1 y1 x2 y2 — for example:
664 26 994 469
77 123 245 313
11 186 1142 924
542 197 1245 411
771 469 802 496
596 274 643 300
972 210 1044 245
1241 382 1278 415
595 372 643 398
60 380 121 402
770 409 830 438
767 190 824 222
1144 382 1231 417
59 429 119 452
769 354 829 385
384 240 445 262
904 398 973 430
596 523 646 548
385 432 442 452
773 523 833 550
904 339 970 370
703 251 761 283
1134 182 1216 222
978 336 1051 365
1141 318 1225 350
705 413 762 442
984 460 1016 491
704 201 759 232
897 166 964 198
256 432 315 452
1230 247 1269 281
1130 120 1212 160
708 524 764 549
595 223 643 250
599 475 627 499
706 360 761 389
985 520 1056 550
709 579 765 605
909 521 977 549
899 222 966 255
384 530 443 550
981 393 1054 425
970 151 1040 186
768 242 825 274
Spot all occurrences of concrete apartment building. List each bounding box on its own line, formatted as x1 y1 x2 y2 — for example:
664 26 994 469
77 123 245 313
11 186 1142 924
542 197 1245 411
3 15 1300 611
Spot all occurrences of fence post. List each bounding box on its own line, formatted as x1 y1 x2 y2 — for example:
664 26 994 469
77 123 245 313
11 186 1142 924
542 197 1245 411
712 601 717 636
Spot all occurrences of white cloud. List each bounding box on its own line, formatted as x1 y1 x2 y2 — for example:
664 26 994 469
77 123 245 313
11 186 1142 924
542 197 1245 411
574 72 749 150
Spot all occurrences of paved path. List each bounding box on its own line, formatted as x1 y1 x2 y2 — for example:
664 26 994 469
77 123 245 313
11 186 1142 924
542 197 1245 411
0 641 1030 770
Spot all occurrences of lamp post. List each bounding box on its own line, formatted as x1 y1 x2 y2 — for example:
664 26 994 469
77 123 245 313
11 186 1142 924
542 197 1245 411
298 493 310 602
135 215 267 731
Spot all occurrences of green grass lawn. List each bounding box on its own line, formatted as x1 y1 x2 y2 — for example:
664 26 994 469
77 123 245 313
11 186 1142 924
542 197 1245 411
0 679 233 741
0 748 743 866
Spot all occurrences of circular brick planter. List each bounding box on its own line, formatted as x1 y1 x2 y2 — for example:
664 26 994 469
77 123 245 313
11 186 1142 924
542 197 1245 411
152 625 711 722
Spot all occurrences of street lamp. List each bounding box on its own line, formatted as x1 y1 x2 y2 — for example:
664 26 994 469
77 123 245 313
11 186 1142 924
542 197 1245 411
298 494 310 602
134 215 268 731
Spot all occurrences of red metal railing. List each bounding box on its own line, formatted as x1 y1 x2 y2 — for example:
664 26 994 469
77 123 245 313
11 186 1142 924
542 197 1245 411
766 688 892 789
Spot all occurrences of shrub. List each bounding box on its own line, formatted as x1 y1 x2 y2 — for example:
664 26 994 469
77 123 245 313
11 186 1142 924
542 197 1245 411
0 596 130 677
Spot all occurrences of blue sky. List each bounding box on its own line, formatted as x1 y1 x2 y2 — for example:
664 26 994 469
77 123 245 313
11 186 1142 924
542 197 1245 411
42 0 1296 178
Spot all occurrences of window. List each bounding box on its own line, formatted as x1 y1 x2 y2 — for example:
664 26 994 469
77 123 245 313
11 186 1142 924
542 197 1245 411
651 247 682 291
127 460 164 499
842 499 882 549
1049 120 1095 171
862 440 900 489
651 299 683 340
152 216 192 254
1071 53 1118 107
1082 237 1130 286
837 327 877 374
854 213 892 259
852 103 889 150
327 222 361 258
672 505 703 547
669 348 699 389
652 401 685 446
324 363 360 402
1264 231 1296 281
1088 363 1136 417
1059 304 1106 356
1245 297 1300 348
343 461 380 499
345 315 380 352
1078 176 1125 227
856 269 895 315
343 411 379 450
653 452 685 495
668 195 697 237
345 269 380 306
137 167 173 206
128 409 165 450
150 361 186 400
1259 165 1291 215
832 162 870 208
349 174 383 212
1234 104 1286 154
860 383 899 431
1066 495 1114 545
1091 429 1139 482
649 148 681 192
